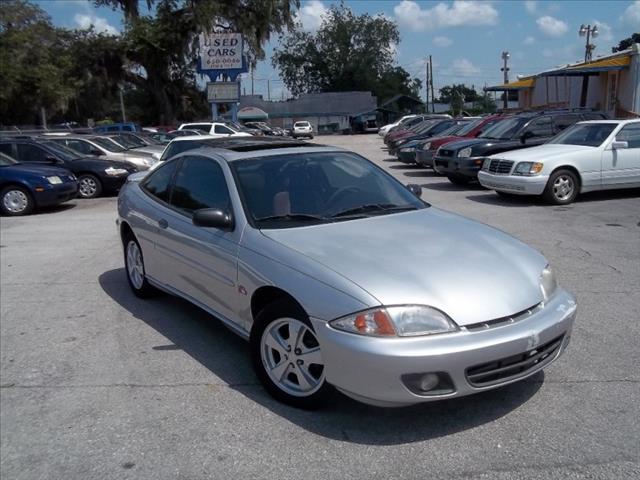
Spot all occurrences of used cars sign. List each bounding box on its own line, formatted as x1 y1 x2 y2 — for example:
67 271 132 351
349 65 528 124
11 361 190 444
199 32 242 70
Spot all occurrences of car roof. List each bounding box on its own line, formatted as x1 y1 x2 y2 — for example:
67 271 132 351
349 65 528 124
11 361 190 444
576 119 638 125
189 145 342 163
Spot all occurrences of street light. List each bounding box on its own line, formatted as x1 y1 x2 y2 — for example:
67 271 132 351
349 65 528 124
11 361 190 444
579 24 598 62
500 51 510 110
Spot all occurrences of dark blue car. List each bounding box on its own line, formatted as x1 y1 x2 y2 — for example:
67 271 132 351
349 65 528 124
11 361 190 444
0 152 78 216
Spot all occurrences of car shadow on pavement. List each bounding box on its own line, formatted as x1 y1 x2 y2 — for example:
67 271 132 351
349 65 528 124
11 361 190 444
32 203 77 215
422 181 485 192
403 170 440 178
467 188 640 208
99 268 543 446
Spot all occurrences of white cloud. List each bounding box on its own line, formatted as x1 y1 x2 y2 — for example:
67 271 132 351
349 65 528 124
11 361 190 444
542 44 579 61
433 36 453 47
450 58 481 76
74 13 118 35
592 20 613 42
523 36 536 45
621 1 640 24
536 15 568 37
393 1 498 32
524 1 537 14
296 0 328 31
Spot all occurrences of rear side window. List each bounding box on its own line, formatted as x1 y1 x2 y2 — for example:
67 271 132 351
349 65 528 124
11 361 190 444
65 139 93 155
554 115 579 132
0 143 13 156
184 124 212 133
214 125 234 134
616 123 640 148
141 161 178 203
170 156 231 214
160 141 202 161
16 143 49 162
524 117 554 137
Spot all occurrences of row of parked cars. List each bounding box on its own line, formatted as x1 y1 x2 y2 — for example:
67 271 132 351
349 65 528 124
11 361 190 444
378 111 640 204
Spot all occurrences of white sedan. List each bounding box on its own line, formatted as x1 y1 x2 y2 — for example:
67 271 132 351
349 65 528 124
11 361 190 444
478 120 640 204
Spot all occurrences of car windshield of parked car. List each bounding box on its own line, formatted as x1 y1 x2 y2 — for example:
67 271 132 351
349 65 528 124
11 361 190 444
91 137 127 153
232 152 426 228
110 135 140 149
411 120 438 134
481 117 528 140
548 123 618 147
0 152 18 165
121 134 147 147
439 122 469 136
455 118 487 136
41 141 81 161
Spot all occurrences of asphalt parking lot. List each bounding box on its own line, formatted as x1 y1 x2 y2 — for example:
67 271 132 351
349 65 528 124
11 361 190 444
1 134 639 479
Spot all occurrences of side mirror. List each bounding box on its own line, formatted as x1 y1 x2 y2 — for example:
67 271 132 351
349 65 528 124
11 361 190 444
90 149 105 156
45 155 60 163
407 184 423 198
192 208 234 230
520 131 534 144
611 140 628 150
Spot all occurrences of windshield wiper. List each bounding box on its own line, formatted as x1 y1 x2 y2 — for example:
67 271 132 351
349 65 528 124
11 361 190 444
254 213 330 223
331 203 418 218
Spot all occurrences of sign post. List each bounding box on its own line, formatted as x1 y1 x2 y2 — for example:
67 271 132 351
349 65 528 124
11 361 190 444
197 32 248 123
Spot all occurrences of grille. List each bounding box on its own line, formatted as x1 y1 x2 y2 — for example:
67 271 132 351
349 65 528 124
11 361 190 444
439 149 454 157
465 335 564 387
464 304 542 332
487 159 514 174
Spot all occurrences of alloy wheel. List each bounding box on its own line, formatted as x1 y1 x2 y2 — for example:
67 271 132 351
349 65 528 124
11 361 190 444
126 240 144 289
260 318 325 397
552 175 574 202
78 176 98 198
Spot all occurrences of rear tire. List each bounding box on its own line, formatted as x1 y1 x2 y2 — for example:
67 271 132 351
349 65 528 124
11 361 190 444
543 169 579 205
123 233 159 298
0 185 34 216
250 299 331 409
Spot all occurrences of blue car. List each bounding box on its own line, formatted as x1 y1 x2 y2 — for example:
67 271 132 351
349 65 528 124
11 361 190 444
0 152 78 216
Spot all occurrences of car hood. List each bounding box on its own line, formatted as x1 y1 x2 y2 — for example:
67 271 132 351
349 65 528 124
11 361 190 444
3 163 71 177
261 208 547 326
490 144 594 160
441 138 494 151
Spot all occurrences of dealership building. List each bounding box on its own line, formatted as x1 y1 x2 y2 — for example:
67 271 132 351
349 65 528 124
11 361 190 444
485 44 640 117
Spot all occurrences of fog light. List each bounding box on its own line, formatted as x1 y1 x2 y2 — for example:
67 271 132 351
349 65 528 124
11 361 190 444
418 373 439 392
401 372 455 396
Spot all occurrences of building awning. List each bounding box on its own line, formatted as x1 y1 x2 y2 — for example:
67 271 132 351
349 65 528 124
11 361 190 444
484 78 535 92
541 54 632 76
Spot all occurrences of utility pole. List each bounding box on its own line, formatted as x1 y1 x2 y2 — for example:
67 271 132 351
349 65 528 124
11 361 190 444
267 79 271 101
500 51 510 110
578 24 598 107
250 65 254 95
425 57 430 112
429 55 435 113
119 87 126 123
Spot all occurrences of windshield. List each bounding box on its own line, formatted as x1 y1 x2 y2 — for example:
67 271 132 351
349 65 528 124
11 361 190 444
41 141 81 161
232 152 426 228
109 135 139 148
480 117 528 140
91 137 127 152
411 120 438 133
0 152 18 165
549 122 617 147
455 118 486 136
120 134 147 147
439 122 469 136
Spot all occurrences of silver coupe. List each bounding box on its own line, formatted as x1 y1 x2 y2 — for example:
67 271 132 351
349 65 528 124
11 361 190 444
117 140 576 408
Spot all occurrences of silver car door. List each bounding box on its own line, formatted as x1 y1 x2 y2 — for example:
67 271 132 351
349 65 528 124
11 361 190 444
611 123 640 186
155 155 241 325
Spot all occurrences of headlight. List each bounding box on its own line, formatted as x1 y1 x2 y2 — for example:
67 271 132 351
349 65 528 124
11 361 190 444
330 306 459 337
422 142 431 151
46 176 62 184
458 147 473 158
104 167 129 176
482 158 491 171
513 162 544 176
400 147 413 152
540 265 558 301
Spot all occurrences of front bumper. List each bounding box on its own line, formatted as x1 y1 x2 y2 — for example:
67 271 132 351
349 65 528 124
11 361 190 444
415 150 435 167
434 155 485 178
478 171 549 195
311 288 576 407
34 181 78 207
397 149 417 164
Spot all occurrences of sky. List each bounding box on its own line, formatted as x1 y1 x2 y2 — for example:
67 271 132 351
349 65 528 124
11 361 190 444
35 0 640 102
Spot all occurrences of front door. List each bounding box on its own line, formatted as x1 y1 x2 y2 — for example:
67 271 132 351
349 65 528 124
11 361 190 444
602 122 640 187
153 155 241 324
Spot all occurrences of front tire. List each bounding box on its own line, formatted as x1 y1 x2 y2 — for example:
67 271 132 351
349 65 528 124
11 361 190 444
543 169 579 205
123 234 158 298
1 185 34 216
77 174 103 199
250 299 331 409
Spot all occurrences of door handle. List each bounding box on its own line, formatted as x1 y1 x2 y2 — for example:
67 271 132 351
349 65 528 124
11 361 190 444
158 218 168 229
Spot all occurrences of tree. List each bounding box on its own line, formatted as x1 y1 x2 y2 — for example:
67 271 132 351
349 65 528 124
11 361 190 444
96 0 299 122
612 33 640 53
272 4 421 103
437 84 481 104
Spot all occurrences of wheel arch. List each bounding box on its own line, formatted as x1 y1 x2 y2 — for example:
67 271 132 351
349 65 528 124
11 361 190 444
549 165 582 190
119 220 135 245
251 286 306 322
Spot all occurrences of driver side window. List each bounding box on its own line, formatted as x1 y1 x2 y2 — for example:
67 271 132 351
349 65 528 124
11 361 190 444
524 117 554 138
170 156 232 214
616 123 640 148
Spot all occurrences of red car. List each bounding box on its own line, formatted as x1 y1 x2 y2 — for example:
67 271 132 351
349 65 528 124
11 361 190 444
415 115 509 168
